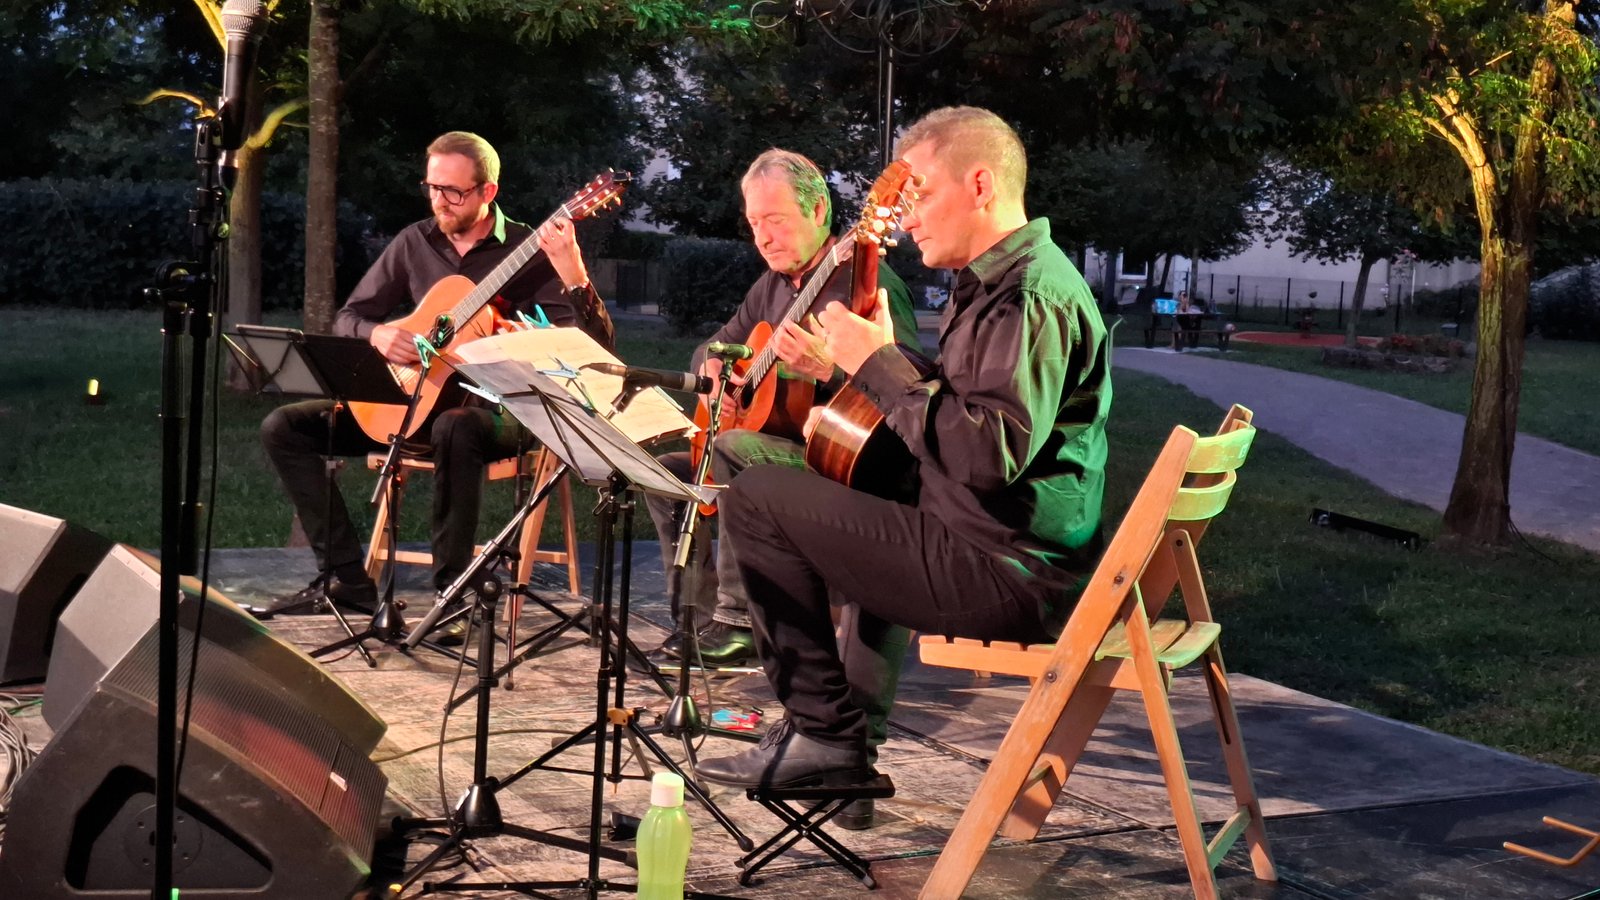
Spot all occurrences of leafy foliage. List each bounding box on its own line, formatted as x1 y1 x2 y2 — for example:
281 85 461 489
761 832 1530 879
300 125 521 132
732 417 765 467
0 179 372 309
656 236 764 332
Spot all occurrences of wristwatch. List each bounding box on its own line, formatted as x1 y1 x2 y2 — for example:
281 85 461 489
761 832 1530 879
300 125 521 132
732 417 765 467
564 280 591 295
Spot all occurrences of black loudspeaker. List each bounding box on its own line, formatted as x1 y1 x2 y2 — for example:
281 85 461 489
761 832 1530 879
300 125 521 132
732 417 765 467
0 546 389 898
0 503 113 682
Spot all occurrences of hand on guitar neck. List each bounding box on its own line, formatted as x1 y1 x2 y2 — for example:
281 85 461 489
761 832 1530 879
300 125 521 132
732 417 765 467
816 289 895 375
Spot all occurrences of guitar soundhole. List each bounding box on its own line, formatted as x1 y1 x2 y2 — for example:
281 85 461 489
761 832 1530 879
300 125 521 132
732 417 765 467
431 316 455 348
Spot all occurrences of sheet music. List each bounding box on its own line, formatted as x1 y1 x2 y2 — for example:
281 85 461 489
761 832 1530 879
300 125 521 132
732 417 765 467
454 360 716 504
455 328 695 448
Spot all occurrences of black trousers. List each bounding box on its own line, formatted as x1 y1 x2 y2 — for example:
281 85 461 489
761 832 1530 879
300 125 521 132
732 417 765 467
260 399 525 589
644 431 910 757
720 465 1062 749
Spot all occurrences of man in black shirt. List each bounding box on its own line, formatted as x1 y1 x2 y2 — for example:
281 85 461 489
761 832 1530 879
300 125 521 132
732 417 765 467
697 107 1112 790
256 131 613 616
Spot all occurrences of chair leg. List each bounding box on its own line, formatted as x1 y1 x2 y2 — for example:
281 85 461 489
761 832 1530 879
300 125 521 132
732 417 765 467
1123 602 1217 900
364 469 405 583
559 476 581 595
1000 677 1116 840
1169 531 1276 881
1201 645 1277 881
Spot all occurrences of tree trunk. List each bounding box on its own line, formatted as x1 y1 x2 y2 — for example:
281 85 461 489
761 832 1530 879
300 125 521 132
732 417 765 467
304 0 340 335
1345 253 1377 348
1101 250 1120 312
223 143 265 390
1441 1 1565 543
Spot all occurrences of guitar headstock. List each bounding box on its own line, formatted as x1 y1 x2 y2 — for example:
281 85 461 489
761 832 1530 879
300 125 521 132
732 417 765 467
564 170 632 221
850 160 912 257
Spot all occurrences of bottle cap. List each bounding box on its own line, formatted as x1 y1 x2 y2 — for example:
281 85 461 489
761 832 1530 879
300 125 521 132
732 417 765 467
650 771 685 808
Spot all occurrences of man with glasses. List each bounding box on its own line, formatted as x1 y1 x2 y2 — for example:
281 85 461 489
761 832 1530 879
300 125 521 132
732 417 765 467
255 131 613 621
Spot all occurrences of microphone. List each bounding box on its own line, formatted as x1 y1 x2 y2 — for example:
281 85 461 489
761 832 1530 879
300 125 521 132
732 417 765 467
218 0 267 153
706 341 754 360
584 363 713 394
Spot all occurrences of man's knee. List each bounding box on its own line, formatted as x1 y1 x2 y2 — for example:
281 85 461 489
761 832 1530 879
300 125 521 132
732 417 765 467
430 407 486 457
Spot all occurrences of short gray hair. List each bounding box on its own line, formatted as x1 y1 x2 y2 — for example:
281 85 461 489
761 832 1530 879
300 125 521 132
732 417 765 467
896 106 1027 203
741 149 832 228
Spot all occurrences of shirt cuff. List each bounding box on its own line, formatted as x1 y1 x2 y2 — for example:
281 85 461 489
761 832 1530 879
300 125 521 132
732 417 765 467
849 345 922 415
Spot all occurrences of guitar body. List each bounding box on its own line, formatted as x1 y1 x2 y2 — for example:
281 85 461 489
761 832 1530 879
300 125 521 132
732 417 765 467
804 378 917 499
345 274 505 442
688 320 814 513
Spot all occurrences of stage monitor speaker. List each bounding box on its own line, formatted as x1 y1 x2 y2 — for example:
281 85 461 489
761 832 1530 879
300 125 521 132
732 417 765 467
0 546 389 898
43 544 386 754
0 503 113 683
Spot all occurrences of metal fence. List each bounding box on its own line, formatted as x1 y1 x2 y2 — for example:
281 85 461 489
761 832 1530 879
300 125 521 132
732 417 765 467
1186 271 1476 333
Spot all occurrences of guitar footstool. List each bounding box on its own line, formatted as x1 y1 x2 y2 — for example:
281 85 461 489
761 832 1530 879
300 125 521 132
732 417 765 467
737 773 895 889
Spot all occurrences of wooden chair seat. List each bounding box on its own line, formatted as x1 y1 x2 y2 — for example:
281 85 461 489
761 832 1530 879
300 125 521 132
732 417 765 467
917 405 1275 900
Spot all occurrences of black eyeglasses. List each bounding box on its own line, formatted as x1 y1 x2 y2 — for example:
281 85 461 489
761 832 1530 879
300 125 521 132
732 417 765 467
420 181 483 206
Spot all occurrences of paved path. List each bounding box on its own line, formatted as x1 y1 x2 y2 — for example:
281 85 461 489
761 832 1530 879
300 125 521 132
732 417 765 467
1115 347 1600 554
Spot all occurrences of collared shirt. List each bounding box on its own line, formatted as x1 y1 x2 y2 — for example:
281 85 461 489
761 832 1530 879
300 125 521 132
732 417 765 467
851 218 1112 587
334 204 614 349
699 237 922 394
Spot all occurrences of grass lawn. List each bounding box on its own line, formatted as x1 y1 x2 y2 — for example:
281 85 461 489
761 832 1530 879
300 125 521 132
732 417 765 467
5 306 1600 777
1122 320 1600 458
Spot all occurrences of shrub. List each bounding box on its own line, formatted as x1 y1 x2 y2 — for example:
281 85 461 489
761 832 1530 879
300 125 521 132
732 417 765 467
1378 332 1468 357
657 236 765 333
601 228 673 261
1411 283 1479 322
1530 265 1600 341
0 178 373 310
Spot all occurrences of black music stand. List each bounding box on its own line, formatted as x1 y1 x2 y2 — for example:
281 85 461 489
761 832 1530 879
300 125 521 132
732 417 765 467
227 325 411 666
388 359 748 899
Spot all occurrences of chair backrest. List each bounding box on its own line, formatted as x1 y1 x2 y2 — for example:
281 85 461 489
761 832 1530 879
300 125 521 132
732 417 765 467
1138 405 1256 613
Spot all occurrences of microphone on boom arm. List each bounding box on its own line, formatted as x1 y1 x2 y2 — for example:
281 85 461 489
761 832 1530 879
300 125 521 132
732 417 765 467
705 342 754 360
582 363 714 395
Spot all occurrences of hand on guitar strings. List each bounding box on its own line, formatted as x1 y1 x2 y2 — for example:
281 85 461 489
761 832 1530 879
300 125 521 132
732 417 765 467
816 289 894 376
370 322 423 365
536 216 589 292
773 319 835 382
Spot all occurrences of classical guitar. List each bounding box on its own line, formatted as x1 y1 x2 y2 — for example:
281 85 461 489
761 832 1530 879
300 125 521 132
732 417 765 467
688 161 912 511
804 164 922 494
346 171 629 443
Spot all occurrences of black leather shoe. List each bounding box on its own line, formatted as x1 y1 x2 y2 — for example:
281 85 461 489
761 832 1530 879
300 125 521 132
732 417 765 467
697 718 870 789
686 622 756 667
835 798 875 831
250 576 377 619
651 622 756 668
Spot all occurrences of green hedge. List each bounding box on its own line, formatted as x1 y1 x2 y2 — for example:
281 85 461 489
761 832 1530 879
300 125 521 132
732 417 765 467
1531 266 1600 341
657 236 765 333
0 178 373 310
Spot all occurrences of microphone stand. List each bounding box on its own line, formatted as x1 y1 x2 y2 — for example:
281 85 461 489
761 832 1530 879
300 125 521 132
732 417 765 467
658 360 741 761
145 113 228 900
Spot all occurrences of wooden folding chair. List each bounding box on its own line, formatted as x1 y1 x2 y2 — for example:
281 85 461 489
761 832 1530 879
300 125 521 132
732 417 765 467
363 446 581 597
919 409 1275 899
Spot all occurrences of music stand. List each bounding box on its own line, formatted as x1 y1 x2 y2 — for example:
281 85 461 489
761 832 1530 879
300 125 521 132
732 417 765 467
389 359 748 899
227 325 411 666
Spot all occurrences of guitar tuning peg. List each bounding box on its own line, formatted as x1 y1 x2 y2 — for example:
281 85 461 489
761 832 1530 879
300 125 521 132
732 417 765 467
885 237 898 248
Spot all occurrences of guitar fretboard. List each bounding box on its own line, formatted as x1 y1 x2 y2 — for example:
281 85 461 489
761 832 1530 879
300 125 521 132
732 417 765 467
444 201 578 327
744 239 856 388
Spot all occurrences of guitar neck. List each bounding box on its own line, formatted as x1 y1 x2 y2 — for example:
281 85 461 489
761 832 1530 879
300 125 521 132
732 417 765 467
442 202 578 326
745 240 854 386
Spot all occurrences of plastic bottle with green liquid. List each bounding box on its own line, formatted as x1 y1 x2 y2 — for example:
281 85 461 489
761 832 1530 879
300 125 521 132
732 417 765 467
636 771 693 900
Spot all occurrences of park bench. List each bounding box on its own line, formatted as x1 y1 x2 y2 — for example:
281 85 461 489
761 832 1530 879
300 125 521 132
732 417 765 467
1144 311 1232 351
